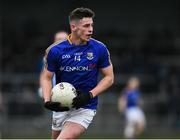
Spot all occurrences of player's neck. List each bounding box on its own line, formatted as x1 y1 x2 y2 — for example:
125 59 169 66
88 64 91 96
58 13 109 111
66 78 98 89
70 33 87 46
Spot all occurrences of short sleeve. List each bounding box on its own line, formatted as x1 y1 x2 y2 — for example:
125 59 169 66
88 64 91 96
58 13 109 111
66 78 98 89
46 48 58 72
98 45 111 68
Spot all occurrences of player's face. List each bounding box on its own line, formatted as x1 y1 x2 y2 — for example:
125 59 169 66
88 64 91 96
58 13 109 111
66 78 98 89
75 18 93 42
128 79 139 89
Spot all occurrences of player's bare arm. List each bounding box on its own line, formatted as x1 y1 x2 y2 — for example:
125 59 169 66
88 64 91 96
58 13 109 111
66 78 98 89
39 68 44 90
118 96 127 112
90 64 114 97
41 68 54 102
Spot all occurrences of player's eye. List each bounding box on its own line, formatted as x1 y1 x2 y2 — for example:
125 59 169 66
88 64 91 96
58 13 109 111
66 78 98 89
83 24 90 28
84 23 93 27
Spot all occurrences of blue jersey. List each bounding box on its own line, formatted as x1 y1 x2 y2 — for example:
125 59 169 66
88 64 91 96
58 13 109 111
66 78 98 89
123 89 140 108
46 37 111 109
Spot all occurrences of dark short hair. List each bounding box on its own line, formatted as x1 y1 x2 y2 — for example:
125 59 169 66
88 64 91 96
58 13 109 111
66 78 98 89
69 7 95 22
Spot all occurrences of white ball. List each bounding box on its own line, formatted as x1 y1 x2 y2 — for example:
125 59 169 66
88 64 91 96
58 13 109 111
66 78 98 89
51 82 77 108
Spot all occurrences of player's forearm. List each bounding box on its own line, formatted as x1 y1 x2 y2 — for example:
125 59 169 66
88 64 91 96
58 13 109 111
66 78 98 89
90 75 114 97
42 78 52 102
39 70 44 88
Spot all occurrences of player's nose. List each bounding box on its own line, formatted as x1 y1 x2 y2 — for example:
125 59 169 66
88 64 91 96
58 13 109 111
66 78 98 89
89 26 93 33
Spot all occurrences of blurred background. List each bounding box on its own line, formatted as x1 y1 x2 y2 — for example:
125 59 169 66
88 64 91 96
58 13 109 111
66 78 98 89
1 0 180 138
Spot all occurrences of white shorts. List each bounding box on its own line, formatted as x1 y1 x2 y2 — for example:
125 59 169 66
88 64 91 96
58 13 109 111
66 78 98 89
125 107 146 125
52 108 96 131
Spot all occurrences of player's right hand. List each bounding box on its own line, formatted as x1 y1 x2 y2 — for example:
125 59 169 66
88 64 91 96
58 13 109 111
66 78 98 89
44 101 70 112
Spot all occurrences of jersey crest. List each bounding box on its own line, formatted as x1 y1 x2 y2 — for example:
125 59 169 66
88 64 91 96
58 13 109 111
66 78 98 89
87 52 94 60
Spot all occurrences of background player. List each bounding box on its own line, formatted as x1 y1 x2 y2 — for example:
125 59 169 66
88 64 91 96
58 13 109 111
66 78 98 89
41 7 114 139
118 77 146 138
38 31 68 97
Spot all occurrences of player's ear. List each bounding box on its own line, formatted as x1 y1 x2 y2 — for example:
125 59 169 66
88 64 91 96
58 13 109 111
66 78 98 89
70 23 77 32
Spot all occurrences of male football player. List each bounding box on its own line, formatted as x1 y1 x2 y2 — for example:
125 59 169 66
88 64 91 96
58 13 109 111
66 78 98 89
118 77 146 138
41 7 114 139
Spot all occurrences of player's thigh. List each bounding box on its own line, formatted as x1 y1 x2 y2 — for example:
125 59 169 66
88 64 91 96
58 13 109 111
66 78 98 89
136 120 145 132
57 121 86 139
57 108 96 139
52 111 68 130
135 110 146 130
52 130 60 139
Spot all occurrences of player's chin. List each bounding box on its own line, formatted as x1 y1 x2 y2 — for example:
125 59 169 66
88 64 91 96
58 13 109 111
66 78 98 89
84 36 91 41
82 38 89 42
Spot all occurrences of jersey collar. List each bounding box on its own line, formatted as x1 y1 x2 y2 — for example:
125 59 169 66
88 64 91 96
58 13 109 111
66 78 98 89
66 34 90 46
66 34 73 45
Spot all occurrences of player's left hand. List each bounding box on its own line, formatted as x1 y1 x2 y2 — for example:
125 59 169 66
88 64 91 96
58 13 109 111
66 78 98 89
72 90 93 109
44 101 70 112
